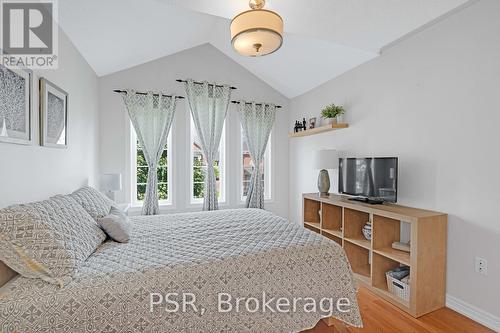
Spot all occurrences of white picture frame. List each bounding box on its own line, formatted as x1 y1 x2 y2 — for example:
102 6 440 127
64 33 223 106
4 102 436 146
40 78 68 148
0 64 33 145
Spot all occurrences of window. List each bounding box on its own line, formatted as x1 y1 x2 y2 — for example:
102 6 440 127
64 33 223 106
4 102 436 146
241 129 272 200
131 127 172 205
190 117 225 203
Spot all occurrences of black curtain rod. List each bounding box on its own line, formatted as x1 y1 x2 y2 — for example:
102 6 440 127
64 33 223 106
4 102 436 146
113 89 185 99
176 79 237 90
231 100 282 108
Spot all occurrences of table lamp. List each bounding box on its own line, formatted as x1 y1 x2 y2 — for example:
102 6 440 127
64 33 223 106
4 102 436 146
100 173 122 201
314 149 339 197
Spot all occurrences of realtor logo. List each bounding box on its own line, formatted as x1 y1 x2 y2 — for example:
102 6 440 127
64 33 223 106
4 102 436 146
1 0 58 69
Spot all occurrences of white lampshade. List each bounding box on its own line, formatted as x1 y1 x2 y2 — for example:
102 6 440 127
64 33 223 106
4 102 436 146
230 8 283 57
100 174 122 192
314 150 339 170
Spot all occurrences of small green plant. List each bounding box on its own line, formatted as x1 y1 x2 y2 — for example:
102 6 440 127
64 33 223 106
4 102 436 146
321 103 345 119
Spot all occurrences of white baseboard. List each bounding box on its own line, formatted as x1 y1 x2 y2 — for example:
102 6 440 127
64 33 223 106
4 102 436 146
446 294 500 332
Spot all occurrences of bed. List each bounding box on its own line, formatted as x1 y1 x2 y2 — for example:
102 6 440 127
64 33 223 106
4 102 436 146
0 208 362 332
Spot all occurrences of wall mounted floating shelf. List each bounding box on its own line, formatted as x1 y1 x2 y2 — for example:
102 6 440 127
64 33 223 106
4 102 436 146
289 123 349 137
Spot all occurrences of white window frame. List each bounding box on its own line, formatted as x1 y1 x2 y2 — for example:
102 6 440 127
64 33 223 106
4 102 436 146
240 129 273 202
130 125 172 207
189 116 226 205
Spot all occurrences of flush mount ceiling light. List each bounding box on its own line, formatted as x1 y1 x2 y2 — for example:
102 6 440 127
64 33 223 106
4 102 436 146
230 0 284 57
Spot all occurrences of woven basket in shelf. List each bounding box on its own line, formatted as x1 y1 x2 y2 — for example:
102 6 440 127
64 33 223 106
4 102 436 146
386 273 410 302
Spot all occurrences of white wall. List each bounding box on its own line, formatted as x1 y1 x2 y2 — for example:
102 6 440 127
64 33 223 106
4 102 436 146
289 0 500 325
0 29 99 208
98 44 289 218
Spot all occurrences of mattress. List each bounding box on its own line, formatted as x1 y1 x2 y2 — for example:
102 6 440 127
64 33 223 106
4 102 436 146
0 209 362 332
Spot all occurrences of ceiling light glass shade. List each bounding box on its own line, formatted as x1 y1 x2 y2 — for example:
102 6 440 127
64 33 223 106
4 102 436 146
230 9 283 57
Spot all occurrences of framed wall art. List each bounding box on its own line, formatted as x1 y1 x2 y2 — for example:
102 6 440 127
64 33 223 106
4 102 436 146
39 78 68 148
0 64 33 145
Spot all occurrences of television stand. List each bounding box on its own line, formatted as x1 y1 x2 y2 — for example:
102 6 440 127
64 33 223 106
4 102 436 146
349 197 384 205
302 193 447 318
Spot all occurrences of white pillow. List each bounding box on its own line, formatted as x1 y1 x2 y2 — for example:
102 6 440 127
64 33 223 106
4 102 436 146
97 207 131 243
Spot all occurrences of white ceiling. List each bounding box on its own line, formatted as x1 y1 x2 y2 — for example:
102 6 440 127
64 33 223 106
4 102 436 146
58 0 470 98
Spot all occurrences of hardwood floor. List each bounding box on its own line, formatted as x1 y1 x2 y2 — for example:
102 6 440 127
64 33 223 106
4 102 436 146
303 286 494 333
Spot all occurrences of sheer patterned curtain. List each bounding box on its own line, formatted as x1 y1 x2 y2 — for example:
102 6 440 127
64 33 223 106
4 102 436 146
184 80 231 211
121 90 177 215
238 101 276 209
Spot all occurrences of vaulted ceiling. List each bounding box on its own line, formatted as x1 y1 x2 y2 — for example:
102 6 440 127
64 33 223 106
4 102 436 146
58 0 470 98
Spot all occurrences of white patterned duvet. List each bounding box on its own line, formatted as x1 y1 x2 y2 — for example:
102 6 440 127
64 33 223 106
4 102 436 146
0 209 362 333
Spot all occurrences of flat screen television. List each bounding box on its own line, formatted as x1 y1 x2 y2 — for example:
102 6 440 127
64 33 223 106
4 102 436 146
338 157 398 203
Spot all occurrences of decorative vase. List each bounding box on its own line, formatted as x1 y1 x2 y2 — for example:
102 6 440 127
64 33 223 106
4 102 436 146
362 222 372 240
317 169 330 197
336 114 344 124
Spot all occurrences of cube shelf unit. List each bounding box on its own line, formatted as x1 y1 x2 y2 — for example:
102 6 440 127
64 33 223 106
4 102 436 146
302 193 447 318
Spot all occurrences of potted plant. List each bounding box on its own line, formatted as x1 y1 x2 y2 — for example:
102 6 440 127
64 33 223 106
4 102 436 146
335 105 345 123
321 103 345 125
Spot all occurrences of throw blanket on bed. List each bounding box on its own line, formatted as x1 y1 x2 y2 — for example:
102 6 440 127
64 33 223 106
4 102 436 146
0 209 362 333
